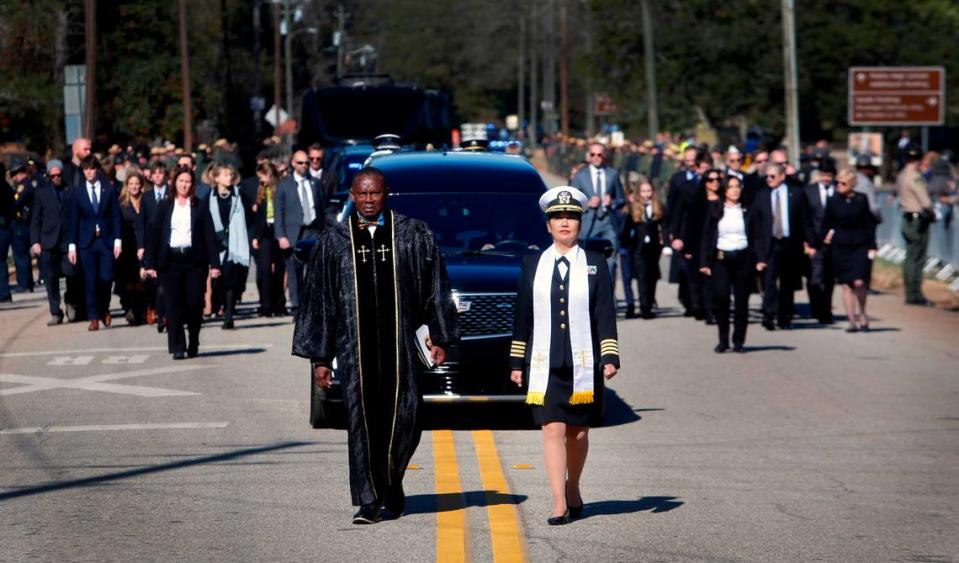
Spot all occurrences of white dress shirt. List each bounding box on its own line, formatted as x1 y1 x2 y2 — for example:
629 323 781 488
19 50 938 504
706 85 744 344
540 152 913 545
717 204 748 251
294 173 316 224
770 184 791 238
68 180 121 253
590 165 605 198
643 203 653 243
153 184 168 201
169 200 192 248
818 182 834 208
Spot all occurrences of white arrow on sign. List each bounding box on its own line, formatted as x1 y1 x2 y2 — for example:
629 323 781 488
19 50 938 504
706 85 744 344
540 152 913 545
265 105 289 127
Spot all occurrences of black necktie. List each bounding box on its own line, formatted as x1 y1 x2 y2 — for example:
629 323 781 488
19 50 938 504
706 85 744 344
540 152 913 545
556 256 569 282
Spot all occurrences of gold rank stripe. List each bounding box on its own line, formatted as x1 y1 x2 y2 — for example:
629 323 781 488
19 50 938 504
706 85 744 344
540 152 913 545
600 339 618 347
510 341 527 349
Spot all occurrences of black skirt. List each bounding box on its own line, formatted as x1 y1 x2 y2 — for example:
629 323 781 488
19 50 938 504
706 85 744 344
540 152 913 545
531 367 604 427
830 243 871 285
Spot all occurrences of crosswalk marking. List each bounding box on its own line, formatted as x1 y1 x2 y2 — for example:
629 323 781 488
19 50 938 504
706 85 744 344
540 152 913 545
0 365 213 397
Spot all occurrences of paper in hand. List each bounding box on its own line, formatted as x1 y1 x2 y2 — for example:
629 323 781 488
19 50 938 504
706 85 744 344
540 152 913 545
415 324 436 369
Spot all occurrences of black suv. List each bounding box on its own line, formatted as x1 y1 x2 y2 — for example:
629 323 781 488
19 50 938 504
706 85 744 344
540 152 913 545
296 151 606 427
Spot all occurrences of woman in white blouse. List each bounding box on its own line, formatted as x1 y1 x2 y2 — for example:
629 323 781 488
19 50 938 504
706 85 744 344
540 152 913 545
143 166 220 359
699 175 757 353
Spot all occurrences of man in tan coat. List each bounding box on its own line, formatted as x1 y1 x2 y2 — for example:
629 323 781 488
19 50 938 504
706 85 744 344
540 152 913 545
895 147 934 306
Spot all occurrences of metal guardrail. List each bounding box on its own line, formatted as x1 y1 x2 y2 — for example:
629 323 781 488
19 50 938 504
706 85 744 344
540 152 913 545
875 193 959 291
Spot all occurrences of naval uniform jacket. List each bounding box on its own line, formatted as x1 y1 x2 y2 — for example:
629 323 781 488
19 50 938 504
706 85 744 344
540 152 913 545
509 248 620 374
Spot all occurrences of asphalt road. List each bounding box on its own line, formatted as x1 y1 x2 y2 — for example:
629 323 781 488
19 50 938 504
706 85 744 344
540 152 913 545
1 176 958 561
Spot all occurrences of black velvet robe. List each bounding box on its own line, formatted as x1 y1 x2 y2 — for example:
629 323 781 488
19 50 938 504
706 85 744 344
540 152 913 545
293 210 458 506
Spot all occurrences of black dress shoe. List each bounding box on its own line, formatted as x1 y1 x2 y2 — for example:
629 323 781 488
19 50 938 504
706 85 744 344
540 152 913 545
547 510 570 526
777 322 792 330
762 319 776 331
705 316 717 325
906 298 934 307
733 344 746 353
187 347 198 358
641 311 655 319
173 351 186 360
568 504 584 519
384 485 406 518
352 503 382 525
714 343 729 353
624 305 636 319
222 320 234 330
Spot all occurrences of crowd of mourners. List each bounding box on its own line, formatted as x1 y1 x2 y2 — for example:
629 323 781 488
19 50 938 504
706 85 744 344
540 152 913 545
1 129 956 356
0 137 334 360
543 131 957 352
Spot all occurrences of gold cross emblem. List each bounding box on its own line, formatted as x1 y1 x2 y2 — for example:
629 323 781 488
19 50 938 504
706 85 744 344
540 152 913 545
377 244 391 262
357 245 371 263
533 353 546 370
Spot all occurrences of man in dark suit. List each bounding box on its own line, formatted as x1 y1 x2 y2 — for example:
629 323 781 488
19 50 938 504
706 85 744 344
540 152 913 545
30 160 81 325
61 137 92 192
138 162 171 329
275 149 325 310
569 142 625 279
665 146 699 314
668 153 713 320
307 143 337 205
67 156 122 331
802 158 836 324
752 162 806 330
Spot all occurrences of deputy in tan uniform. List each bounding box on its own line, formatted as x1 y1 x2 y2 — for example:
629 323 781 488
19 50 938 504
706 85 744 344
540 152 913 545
895 147 935 306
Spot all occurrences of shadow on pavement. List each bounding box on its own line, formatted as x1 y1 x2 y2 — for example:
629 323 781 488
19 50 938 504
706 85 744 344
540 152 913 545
230 321 292 330
740 345 796 353
579 496 684 519
0 441 312 502
195 347 269 358
405 490 527 515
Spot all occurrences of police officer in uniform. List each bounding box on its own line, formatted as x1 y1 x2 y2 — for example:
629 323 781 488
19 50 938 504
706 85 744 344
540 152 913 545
895 147 935 306
510 186 619 526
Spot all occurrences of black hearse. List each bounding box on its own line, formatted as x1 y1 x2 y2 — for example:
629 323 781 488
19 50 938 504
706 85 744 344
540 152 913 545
296 151 609 427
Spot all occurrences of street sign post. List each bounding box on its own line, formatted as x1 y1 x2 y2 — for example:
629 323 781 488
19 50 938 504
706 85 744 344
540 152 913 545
848 67 945 126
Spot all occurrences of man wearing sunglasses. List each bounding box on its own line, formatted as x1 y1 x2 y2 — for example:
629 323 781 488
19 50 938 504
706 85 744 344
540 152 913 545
570 142 625 279
30 160 82 325
752 162 807 330
275 150 325 311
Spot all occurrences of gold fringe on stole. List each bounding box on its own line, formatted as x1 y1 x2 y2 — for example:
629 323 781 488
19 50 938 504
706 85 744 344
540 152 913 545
568 390 594 405
525 392 545 406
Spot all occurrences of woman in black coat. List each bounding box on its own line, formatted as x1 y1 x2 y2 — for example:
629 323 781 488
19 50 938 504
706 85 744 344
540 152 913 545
117 171 146 324
620 178 664 318
143 166 221 359
819 169 877 332
700 175 757 353
250 162 287 316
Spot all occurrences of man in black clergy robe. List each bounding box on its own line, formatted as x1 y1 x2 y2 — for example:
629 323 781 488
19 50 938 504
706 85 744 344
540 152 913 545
293 167 458 525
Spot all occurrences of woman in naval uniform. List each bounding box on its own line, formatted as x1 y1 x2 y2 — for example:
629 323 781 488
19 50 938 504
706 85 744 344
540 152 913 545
509 186 620 525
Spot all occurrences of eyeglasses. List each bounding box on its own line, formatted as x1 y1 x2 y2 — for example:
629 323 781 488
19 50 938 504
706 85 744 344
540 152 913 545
772 161 787 166
727 158 740 163
293 161 307 165
48 173 62 178
765 174 780 179
588 152 603 157
837 181 848 186
706 177 720 182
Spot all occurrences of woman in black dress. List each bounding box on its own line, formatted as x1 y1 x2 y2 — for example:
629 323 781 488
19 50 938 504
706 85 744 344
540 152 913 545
143 166 221 359
620 178 664 318
250 162 287 316
117 171 146 325
207 164 250 329
820 169 877 332
510 186 620 525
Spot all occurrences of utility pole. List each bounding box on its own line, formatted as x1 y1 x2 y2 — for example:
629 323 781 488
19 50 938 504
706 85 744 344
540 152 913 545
335 5 347 80
518 16 525 137
782 0 800 165
640 0 658 140
528 2 538 148
584 13 594 137
284 0 293 129
559 0 569 137
83 0 96 140
542 0 556 137
273 3 282 133
253 2 262 139
178 0 193 150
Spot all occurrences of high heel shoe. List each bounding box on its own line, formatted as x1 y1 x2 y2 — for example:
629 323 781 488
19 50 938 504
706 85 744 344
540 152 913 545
547 510 570 526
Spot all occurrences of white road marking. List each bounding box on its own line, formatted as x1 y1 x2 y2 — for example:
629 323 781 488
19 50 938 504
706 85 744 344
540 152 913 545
101 355 149 365
0 365 214 397
0 422 229 435
47 356 95 366
0 343 274 358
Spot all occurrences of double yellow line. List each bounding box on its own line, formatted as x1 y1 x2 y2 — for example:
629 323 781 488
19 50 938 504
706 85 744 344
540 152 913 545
432 430 528 562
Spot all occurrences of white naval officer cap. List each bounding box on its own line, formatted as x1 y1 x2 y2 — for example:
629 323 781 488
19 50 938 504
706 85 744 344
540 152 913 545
539 186 588 215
